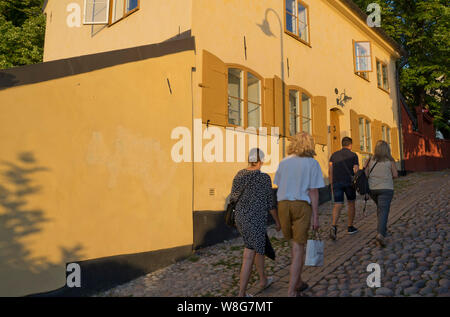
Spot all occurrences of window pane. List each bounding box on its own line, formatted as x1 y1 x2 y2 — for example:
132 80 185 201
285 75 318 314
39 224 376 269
84 0 109 24
126 0 139 12
247 73 260 104
366 120 372 152
354 42 372 71
286 13 297 34
382 64 389 90
111 0 125 23
301 93 311 134
377 61 382 87
286 0 295 14
289 90 299 136
382 126 386 141
359 118 365 151
228 68 242 99
248 102 261 128
387 128 391 145
228 97 243 126
298 4 308 42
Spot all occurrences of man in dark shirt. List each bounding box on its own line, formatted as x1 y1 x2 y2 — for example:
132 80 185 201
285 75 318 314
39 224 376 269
328 137 359 240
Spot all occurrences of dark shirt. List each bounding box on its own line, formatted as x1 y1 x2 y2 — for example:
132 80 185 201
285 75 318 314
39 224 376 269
329 148 359 185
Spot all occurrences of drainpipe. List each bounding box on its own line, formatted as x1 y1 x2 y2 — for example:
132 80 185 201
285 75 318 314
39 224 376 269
396 55 408 173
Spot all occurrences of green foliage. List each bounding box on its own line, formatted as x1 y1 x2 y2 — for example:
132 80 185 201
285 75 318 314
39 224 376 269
0 0 46 69
353 0 450 138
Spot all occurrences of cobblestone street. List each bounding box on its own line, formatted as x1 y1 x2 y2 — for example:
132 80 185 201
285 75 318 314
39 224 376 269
95 171 450 297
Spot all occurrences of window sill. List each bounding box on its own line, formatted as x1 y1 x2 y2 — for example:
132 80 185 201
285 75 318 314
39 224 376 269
285 30 311 48
108 8 139 27
377 85 390 94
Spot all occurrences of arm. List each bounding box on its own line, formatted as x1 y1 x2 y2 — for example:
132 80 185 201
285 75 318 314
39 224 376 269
269 209 281 231
328 162 333 186
308 188 320 231
391 161 398 179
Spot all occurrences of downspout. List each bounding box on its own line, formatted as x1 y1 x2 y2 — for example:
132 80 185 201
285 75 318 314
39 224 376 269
395 55 408 173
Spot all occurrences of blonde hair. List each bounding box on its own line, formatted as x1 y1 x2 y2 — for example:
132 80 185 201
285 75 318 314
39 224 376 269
287 132 316 157
373 140 394 162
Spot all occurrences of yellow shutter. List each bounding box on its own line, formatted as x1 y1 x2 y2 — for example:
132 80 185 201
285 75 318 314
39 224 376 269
263 78 275 134
391 127 400 160
201 50 227 126
350 109 360 152
312 96 328 145
372 120 382 146
273 76 285 136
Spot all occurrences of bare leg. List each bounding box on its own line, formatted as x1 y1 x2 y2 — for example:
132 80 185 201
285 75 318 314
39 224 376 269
239 248 256 297
288 241 305 297
332 203 343 226
254 253 267 288
348 201 356 226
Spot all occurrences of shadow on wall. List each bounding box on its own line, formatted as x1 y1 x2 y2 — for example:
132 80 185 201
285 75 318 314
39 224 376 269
0 152 84 297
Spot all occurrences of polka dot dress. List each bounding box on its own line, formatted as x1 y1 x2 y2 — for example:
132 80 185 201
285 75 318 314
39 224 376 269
230 169 275 255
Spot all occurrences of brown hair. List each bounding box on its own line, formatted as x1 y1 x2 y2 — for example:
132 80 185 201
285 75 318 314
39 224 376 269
287 132 316 158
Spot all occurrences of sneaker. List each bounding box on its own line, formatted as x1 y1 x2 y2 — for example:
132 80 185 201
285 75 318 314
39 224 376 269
376 233 386 247
329 226 337 240
348 226 359 234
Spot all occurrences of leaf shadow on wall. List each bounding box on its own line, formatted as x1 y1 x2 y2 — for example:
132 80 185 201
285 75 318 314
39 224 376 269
0 152 85 296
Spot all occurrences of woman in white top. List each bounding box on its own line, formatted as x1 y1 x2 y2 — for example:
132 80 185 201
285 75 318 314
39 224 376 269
365 140 398 247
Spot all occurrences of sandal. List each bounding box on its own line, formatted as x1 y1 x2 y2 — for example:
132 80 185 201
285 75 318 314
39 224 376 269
259 276 274 291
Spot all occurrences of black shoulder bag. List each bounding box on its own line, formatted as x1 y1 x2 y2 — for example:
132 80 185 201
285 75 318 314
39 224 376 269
225 173 257 227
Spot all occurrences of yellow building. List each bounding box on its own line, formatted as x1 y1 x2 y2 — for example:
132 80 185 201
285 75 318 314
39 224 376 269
0 0 404 296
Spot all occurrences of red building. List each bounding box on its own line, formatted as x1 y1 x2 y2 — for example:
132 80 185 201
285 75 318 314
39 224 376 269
401 96 450 172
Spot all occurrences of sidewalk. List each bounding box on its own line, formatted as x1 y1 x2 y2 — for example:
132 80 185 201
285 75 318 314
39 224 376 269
95 171 450 297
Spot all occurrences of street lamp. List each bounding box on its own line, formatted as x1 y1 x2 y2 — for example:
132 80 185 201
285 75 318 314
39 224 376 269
257 8 286 157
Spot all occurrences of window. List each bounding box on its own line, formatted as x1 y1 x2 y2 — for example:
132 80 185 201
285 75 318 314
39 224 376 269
376 59 389 91
84 0 110 24
289 90 300 136
359 118 372 152
353 41 373 73
382 125 391 146
110 0 139 24
288 89 311 135
285 0 310 44
247 73 262 128
227 68 261 128
228 68 244 126
84 0 139 25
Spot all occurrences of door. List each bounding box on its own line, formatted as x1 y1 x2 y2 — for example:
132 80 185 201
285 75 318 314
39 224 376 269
330 110 341 154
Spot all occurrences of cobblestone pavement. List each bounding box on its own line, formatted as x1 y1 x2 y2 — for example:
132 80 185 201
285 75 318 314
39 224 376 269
95 171 450 297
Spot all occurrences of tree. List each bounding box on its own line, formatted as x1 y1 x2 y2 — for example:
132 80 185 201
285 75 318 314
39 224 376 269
0 0 46 69
353 0 450 138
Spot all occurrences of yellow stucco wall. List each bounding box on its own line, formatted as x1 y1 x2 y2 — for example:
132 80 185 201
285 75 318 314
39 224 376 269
189 0 401 211
0 50 195 296
43 0 192 61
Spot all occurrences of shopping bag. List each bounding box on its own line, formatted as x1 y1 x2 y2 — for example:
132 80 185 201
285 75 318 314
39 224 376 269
305 231 324 266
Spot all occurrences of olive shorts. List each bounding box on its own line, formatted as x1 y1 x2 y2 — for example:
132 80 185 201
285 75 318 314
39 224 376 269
278 200 312 245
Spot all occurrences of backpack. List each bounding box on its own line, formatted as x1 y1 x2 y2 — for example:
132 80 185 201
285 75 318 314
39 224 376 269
352 160 378 195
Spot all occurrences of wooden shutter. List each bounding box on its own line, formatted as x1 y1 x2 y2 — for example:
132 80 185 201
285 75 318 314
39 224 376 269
391 127 400 160
263 78 275 134
372 120 382 146
201 50 228 126
312 96 328 145
350 109 360 152
273 76 284 136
